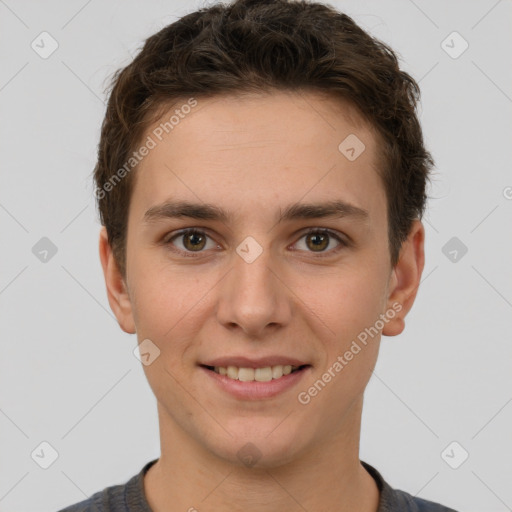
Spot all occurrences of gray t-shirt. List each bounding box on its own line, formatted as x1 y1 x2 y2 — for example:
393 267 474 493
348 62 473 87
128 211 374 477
57 459 458 511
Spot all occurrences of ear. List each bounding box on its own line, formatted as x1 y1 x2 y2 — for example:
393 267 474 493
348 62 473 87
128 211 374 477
99 226 136 334
382 220 425 337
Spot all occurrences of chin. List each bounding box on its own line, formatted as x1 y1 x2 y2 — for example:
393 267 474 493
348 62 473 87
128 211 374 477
206 423 310 470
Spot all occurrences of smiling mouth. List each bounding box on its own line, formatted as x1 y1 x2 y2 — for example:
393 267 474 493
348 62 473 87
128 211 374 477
201 364 310 382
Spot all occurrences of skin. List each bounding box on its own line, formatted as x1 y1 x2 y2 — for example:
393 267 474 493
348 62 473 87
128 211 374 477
99 90 425 512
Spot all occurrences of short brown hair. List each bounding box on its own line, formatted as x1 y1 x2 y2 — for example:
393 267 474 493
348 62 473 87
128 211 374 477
94 0 434 277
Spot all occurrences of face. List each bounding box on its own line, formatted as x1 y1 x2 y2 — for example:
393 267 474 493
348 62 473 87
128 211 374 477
100 90 424 468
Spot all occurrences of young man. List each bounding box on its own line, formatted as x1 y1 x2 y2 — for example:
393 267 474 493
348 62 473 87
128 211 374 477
60 0 458 510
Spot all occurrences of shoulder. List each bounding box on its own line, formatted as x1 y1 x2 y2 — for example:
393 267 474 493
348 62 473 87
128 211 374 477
56 482 125 512
361 460 460 512
389 488 460 512
57 458 158 512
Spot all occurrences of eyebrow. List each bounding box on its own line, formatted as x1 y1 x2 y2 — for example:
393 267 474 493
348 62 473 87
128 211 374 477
143 199 369 225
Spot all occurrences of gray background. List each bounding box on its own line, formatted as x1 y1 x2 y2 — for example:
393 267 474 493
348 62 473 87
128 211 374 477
1 1 511 511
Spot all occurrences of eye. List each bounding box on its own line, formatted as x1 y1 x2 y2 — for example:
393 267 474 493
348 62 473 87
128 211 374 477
293 228 346 256
164 227 347 258
165 229 219 256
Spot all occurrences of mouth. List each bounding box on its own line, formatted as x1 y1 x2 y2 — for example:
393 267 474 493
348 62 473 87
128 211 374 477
200 364 310 382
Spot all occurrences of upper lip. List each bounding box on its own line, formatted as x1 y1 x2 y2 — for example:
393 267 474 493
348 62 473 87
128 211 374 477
201 356 309 368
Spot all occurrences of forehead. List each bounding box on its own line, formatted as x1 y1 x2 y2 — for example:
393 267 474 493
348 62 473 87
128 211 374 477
130 90 385 225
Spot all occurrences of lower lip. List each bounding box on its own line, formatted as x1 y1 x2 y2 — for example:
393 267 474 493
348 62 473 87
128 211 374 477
200 366 311 400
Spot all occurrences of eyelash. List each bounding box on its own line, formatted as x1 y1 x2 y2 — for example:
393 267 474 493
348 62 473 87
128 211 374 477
163 227 348 259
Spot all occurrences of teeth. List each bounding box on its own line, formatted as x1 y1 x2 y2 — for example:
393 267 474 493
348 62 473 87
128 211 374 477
213 364 301 381
255 367 272 382
238 367 254 381
227 366 238 379
272 365 283 379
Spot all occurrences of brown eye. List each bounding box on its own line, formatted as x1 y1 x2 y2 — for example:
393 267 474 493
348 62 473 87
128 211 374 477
294 228 345 255
305 232 329 252
167 229 217 255
182 231 207 251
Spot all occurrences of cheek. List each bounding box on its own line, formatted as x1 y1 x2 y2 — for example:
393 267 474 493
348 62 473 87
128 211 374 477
301 264 388 346
129 262 214 354
301 276 384 414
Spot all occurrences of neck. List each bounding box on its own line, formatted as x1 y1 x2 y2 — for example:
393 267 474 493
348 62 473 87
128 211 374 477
144 398 380 512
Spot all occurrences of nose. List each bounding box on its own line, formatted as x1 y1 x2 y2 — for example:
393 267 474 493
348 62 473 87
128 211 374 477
216 242 292 338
